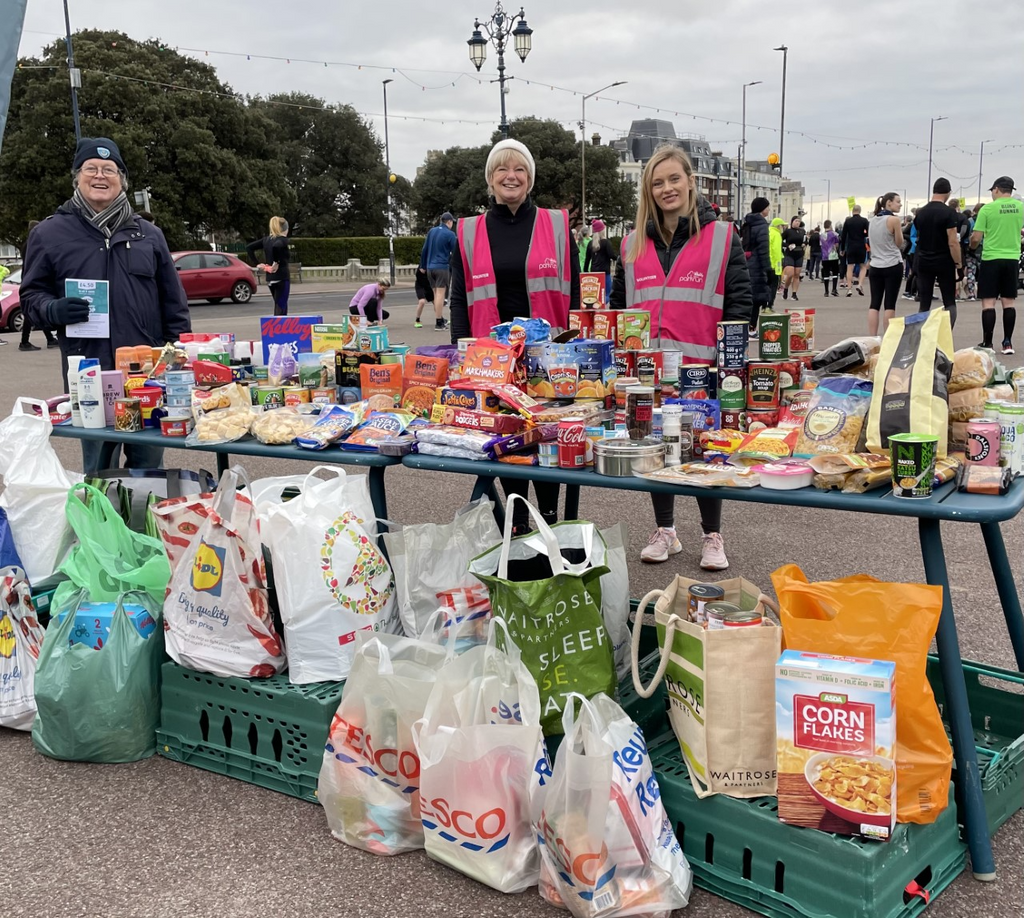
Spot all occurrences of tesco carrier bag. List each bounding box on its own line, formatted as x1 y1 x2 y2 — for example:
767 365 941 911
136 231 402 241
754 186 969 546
163 467 285 678
258 466 398 684
413 618 548 893
0 569 46 730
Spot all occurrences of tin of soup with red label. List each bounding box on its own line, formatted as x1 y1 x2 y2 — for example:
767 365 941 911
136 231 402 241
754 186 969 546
558 417 588 469
634 350 664 389
614 349 636 379
747 361 781 410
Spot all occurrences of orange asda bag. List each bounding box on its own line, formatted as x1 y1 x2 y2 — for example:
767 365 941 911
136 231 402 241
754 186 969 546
770 565 951 824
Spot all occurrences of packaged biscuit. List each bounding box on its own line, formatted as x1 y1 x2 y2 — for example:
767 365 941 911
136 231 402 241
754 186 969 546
360 363 402 406
295 404 365 450
776 650 896 841
461 340 516 386
435 387 501 413
429 405 525 434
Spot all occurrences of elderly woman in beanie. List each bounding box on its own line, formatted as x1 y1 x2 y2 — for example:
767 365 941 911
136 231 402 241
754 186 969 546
584 218 616 299
20 136 190 474
449 138 580 534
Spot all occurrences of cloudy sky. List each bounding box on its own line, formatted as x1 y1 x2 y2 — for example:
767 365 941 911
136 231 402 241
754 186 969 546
18 0 1024 222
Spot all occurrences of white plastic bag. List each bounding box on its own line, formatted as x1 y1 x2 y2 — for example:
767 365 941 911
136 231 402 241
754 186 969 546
162 467 285 678
535 693 692 917
414 618 549 893
318 627 449 855
0 568 46 730
384 497 502 646
259 466 398 684
600 523 631 680
0 399 80 585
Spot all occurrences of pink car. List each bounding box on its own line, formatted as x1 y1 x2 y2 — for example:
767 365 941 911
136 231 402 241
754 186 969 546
0 266 26 334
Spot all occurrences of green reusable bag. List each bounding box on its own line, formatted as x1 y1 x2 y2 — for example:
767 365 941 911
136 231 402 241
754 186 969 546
55 483 170 609
469 495 614 735
32 589 164 763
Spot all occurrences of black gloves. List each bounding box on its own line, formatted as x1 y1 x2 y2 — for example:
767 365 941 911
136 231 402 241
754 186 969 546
46 296 91 326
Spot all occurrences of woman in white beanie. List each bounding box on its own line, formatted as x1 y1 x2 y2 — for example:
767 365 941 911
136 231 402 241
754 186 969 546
450 138 581 533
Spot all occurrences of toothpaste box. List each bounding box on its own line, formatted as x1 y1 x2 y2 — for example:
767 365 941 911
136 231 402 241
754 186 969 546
55 601 158 650
776 650 896 841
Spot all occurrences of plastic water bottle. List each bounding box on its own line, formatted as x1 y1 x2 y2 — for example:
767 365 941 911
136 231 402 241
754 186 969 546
76 358 106 428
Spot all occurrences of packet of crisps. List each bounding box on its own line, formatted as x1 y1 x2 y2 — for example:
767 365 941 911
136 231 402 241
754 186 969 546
341 410 416 451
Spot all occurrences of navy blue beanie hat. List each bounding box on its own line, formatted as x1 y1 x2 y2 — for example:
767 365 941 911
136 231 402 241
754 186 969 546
73 137 127 174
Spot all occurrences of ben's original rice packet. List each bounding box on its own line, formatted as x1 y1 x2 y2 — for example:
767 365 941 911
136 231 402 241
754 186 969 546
776 650 896 841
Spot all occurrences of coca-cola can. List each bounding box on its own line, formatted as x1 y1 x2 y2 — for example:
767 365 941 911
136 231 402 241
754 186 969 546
558 417 588 468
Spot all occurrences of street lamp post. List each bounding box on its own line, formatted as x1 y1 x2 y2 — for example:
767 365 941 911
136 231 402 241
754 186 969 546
977 139 994 205
580 81 625 226
382 79 395 285
826 178 831 222
927 116 948 197
738 80 762 219
773 45 787 209
63 0 82 141
467 4 533 138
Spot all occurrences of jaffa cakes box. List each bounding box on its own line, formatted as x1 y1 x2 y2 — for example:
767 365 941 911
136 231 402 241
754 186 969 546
776 650 896 841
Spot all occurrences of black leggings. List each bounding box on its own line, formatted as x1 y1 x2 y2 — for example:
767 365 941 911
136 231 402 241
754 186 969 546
502 479 561 529
651 493 721 534
350 302 390 323
269 279 290 316
869 263 903 312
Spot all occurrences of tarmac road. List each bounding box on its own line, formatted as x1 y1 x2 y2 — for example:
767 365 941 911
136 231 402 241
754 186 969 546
0 279 1021 918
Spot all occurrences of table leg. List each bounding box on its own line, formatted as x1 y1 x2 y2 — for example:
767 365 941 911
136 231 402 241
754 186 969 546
980 521 1024 671
369 467 389 529
471 476 504 531
918 517 996 880
564 483 581 521
216 452 230 477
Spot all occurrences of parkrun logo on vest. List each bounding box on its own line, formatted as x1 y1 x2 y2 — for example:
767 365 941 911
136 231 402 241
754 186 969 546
537 257 558 271
677 270 705 284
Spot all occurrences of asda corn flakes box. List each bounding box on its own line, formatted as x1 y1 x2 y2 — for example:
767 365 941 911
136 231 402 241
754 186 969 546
776 650 896 841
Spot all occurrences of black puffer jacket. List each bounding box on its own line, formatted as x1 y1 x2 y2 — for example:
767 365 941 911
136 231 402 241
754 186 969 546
610 197 751 321
742 212 771 306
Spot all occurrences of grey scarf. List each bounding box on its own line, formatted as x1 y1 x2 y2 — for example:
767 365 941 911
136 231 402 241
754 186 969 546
72 189 135 238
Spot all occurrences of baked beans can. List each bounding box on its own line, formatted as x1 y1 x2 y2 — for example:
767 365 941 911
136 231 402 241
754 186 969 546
614 348 636 379
966 420 1001 466
704 601 743 630
747 361 781 410
557 417 588 469
625 386 655 439
634 349 663 388
688 583 725 625
679 364 718 399
746 408 780 432
718 366 747 409
113 397 143 432
716 320 749 368
283 386 310 406
758 312 790 360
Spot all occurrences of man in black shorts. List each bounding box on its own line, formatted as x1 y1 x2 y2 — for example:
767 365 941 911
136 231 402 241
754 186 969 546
413 266 434 329
417 212 456 331
840 205 870 296
913 177 961 327
971 176 1023 354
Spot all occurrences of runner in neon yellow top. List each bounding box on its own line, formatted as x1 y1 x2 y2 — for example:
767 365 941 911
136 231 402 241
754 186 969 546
970 176 1022 355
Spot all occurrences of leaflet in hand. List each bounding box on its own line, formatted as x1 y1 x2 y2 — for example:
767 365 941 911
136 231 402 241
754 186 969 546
64 278 110 338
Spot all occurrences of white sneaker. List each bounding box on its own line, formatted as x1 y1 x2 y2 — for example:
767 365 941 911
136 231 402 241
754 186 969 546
700 532 729 571
641 527 682 564
1002 341 1015 356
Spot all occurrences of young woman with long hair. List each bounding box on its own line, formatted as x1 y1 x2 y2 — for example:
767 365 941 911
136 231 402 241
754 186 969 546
867 192 905 335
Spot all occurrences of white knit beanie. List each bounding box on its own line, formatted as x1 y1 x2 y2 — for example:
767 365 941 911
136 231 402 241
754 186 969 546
485 138 536 192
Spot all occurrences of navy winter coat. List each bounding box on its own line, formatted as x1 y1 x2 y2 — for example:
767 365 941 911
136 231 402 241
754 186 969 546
21 202 191 388
742 212 772 306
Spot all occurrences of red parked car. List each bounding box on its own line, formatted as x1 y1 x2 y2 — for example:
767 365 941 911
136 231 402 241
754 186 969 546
1 266 26 333
172 251 257 304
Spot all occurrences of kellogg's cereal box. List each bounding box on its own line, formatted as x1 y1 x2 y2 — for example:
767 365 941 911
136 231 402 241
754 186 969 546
776 650 896 841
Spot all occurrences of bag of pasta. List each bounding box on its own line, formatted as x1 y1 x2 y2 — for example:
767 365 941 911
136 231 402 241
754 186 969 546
793 376 873 457
866 309 954 457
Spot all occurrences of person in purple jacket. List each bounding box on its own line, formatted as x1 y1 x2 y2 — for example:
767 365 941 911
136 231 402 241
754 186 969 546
348 277 391 324
819 220 841 296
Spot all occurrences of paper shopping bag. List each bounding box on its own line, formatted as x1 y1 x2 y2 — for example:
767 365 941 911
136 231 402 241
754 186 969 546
631 576 780 798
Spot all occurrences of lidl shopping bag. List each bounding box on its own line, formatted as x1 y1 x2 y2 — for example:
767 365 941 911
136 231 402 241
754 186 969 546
535 693 692 917
163 467 285 678
319 628 449 855
0 398 79 586
631 576 780 799
258 466 398 684
0 509 25 573
771 564 951 824
55 483 171 609
469 495 614 735
413 619 548 893
0 569 46 730
866 308 954 457
384 497 502 647
32 589 164 762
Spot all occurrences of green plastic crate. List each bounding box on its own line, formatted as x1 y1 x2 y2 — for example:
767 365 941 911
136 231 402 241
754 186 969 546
925 656 1024 835
156 661 344 803
649 734 965 918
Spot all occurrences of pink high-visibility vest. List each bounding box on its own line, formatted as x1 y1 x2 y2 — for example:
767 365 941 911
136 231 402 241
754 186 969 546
622 220 733 364
458 207 572 337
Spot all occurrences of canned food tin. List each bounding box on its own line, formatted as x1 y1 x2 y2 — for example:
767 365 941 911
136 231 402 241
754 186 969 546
966 419 1001 466
1000 404 1024 475
704 601 743 630
718 366 747 409
775 358 802 392
379 350 403 365
716 320 750 369
747 361 781 410
585 426 604 468
538 441 559 468
679 364 718 399
113 397 143 432
255 386 284 410
283 386 311 406
758 312 790 360
160 416 193 437
311 387 338 404
722 610 763 628
634 350 664 390
253 365 269 382
688 583 725 625
746 408 780 432
557 417 588 469
614 349 636 379
720 408 748 432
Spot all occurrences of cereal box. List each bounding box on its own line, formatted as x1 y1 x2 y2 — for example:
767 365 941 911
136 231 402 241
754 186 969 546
776 650 896 841
617 310 651 349
311 321 353 353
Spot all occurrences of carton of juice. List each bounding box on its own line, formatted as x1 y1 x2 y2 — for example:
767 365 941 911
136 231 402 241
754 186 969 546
573 339 617 399
776 650 896 841
617 311 651 349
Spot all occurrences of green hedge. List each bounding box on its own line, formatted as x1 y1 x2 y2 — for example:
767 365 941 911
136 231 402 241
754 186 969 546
231 237 427 267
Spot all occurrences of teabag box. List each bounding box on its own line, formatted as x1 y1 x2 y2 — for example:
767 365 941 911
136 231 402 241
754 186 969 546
776 650 896 841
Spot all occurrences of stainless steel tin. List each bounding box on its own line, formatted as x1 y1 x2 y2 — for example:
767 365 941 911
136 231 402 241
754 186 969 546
593 437 666 477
